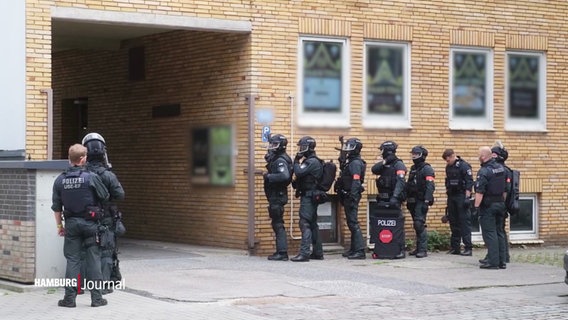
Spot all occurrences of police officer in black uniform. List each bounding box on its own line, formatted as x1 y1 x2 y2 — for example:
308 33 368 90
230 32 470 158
338 138 366 260
474 146 507 269
491 143 512 263
371 141 407 258
291 136 324 262
263 134 293 261
442 149 474 256
372 141 407 208
82 133 125 293
52 144 109 307
406 145 435 258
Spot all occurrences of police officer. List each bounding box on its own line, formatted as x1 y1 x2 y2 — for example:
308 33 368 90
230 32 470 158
371 140 407 259
291 136 324 262
406 145 435 258
491 142 512 263
52 144 110 307
338 138 366 260
82 133 125 293
263 134 293 261
441 149 474 256
372 141 407 207
474 146 507 269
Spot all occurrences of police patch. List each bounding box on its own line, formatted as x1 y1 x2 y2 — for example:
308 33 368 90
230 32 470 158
467 169 472 176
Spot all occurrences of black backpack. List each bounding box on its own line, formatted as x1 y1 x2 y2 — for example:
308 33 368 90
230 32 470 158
505 166 520 215
317 159 337 192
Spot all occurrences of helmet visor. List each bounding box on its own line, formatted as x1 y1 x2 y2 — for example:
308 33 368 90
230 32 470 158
342 142 357 151
267 141 280 150
298 144 309 154
411 152 422 160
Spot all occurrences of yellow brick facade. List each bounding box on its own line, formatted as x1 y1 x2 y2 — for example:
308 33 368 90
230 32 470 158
24 0 568 254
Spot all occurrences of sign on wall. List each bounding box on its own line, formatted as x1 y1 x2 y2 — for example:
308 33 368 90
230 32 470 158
191 125 234 186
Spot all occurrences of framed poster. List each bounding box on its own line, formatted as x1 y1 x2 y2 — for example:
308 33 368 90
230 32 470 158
191 125 234 186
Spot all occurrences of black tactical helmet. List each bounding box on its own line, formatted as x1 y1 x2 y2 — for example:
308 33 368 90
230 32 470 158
297 136 316 154
267 134 288 152
82 132 106 160
379 140 398 157
491 146 508 162
411 145 428 162
342 137 363 155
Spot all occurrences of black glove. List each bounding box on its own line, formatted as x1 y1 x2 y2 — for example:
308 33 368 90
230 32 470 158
472 207 480 220
389 197 400 208
294 153 303 163
441 215 449 223
464 197 471 209
425 198 434 206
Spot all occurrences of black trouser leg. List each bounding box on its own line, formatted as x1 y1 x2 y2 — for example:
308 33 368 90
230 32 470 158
344 195 365 252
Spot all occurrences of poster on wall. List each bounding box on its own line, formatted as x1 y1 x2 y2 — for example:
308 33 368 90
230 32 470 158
191 125 234 186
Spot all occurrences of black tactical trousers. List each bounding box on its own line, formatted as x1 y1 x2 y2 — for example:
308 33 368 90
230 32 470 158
447 193 472 251
479 202 507 267
408 200 429 253
268 196 288 253
298 194 323 257
63 217 103 302
343 193 365 253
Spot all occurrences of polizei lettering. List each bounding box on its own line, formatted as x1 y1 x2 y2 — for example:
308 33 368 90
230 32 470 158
377 219 396 227
62 177 85 189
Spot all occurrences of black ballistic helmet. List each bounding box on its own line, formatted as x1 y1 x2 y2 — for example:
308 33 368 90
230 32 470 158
379 140 398 157
411 145 428 163
342 137 363 155
82 133 107 160
297 136 316 154
491 146 508 162
267 134 288 152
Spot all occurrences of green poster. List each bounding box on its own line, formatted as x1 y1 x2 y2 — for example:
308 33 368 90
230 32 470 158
209 126 233 185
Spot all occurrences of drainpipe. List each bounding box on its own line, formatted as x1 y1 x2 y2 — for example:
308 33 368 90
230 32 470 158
288 93 301 239
40 88 53 160
246 94 258 252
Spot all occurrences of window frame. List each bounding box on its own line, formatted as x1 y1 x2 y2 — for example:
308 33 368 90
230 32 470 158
362 41 411 129
505 51 547 132
449 47 494 130
509 194 539 240
297 36 350 128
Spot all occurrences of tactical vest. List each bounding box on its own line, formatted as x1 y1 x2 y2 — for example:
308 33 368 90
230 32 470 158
267 154 293 190
485 161 506 197
375 161 398 199
296 157 321 192
61 169 97 216
407 163 429 199
445 161 464 193
341 158 366 191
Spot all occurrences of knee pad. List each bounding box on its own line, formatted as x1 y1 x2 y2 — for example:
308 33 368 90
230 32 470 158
84 236 98 248
413 220 425 233
268 204 284 219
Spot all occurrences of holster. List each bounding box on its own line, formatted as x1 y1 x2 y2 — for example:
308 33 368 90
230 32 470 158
85 206 104 221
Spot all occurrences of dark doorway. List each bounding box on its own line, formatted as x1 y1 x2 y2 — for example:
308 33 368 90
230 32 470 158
61 97 88 158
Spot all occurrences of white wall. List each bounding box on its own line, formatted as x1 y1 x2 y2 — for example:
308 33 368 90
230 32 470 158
0 1 26 150
35 170 66 279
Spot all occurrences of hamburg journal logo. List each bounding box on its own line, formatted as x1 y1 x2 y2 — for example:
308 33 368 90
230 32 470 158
34 275 125 293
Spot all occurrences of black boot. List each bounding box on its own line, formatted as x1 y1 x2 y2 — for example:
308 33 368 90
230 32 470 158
460 249 472 256
58 298 76 308
291 254 310 262
393 251 406 259
309 253 324 260
347 251 366 260
267 252 289 261
415 251 428 258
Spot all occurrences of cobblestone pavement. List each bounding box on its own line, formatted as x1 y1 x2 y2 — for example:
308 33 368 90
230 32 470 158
1 239 567 320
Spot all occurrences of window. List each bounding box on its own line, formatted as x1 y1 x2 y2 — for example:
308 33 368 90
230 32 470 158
363 42 411 128
509 195 538 240
449 48 493 130
505 52 546 131
297 37 350 127
472 194 538 241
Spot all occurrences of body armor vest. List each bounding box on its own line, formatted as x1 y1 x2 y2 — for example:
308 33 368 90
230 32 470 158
485 162 506 196
445 162 463 193
61 169 97 215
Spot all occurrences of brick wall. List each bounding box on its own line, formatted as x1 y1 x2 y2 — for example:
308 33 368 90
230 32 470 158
0 169 36 282
25 0 568 254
